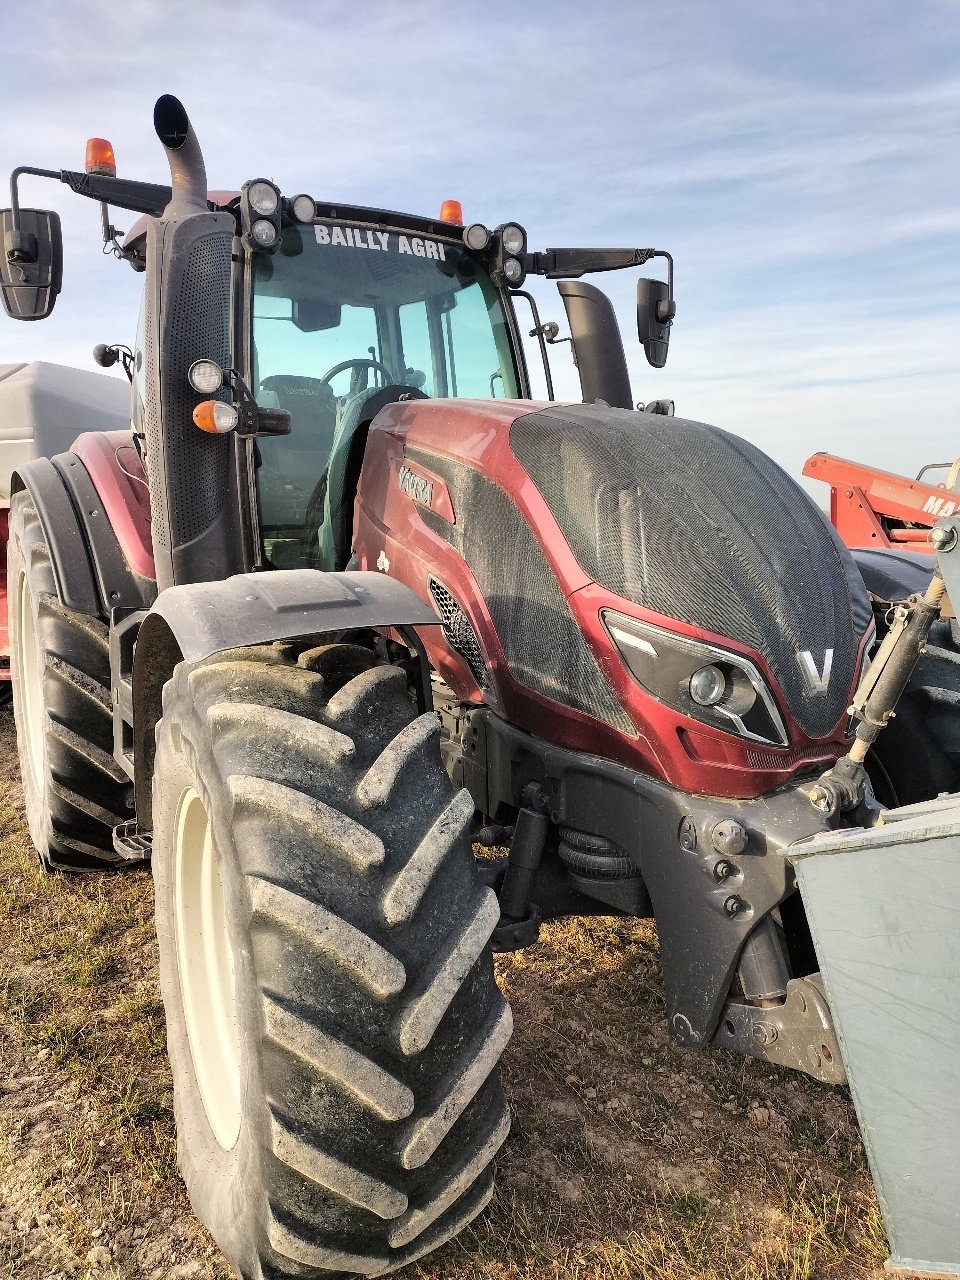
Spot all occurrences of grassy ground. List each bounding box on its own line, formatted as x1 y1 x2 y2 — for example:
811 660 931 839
0 705 888 1279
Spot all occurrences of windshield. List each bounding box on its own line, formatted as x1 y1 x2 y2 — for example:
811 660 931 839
251 220 520 566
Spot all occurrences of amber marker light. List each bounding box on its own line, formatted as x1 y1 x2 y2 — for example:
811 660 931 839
193 400 238 434
439 199 463 225
85 138 117 177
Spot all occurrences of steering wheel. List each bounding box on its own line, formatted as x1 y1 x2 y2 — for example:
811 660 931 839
320 358 393 387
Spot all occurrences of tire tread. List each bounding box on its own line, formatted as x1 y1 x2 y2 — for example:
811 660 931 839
155 645 509 1277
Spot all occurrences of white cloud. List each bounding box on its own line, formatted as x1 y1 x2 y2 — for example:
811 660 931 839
1 0 958 486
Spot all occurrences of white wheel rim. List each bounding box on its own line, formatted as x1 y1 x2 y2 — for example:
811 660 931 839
173 787 243 1149
17 571 45 794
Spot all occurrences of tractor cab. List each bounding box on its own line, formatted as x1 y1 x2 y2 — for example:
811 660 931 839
248 213 523 570
0 93 675 601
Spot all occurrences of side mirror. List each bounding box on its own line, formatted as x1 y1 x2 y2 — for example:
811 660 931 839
292 298 341 332
0 208 63 321
637 277 674 369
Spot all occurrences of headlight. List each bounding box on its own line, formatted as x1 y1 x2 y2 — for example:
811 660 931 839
187 359 224 394
501 224 525 255
247 181 280 216
251 218 278 248
464 222 491 251
689 665 726 706
603 610 788 746
502 257 524 284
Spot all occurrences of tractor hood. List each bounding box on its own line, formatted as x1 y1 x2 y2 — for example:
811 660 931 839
509 405 874 740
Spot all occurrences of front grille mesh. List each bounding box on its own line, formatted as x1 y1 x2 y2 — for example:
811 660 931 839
428 578 490 690
510 406 872 740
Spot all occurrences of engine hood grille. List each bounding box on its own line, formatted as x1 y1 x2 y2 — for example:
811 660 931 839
510 405 873 740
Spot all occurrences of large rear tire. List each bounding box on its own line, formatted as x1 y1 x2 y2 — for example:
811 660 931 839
152 641 511 1279
7 489 134 871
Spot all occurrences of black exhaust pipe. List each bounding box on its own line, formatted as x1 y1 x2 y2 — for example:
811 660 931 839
154 94 208 215
143 94 240 593
558 279 634 411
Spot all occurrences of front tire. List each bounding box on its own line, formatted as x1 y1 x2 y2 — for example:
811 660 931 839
7 488 134 870
153 642 511 1279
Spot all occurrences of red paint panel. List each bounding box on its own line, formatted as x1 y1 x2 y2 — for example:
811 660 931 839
356 401 862 800
70 431 155 582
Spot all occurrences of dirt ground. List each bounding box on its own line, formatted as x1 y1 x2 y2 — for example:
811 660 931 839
0 704 888 1280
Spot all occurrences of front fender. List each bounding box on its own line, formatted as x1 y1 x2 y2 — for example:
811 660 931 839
131 569 439 825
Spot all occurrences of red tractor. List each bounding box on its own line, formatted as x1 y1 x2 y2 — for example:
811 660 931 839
1 96 949 1278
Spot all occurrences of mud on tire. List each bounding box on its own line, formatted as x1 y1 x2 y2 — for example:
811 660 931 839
152 641 511 1279
7 488 134 871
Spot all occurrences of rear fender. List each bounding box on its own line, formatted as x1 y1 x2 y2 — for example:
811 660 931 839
130 569 440 825
12 450 156 617
11 458 100 614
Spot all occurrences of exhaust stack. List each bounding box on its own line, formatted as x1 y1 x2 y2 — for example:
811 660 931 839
154 94 208 215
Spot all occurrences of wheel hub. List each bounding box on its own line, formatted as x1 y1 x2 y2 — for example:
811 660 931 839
173 787 242 1149
17 572 45 794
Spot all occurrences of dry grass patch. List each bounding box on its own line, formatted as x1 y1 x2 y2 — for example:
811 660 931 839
0 712 229 1279
0 708 887 1278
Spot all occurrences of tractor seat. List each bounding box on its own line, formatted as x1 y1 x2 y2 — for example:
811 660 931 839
259 374 338 454
256 375 339 529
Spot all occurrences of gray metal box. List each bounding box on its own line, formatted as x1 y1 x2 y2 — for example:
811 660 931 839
0 361 129 500
788 797 960 1275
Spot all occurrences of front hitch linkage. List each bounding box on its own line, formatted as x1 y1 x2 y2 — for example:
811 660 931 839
807 525 954 817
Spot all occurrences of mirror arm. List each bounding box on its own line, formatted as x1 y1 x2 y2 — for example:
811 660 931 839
525 246 660 279
7 166 61 263
526 246 676 320
6 165 172 265
656 251 677 322
9 163 172 220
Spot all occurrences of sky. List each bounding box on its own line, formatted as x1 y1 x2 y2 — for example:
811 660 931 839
2 0 958 494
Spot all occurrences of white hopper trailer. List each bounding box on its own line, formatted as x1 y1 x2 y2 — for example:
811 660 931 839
0 361 129 698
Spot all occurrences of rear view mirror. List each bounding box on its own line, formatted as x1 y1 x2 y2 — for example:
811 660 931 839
0 208 63 321
292 299 341 332
637 277 674 369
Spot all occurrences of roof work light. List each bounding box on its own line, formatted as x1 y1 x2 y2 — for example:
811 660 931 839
491 222 527 289
240 179 281 253
291 194 316 224
463 223 491 251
